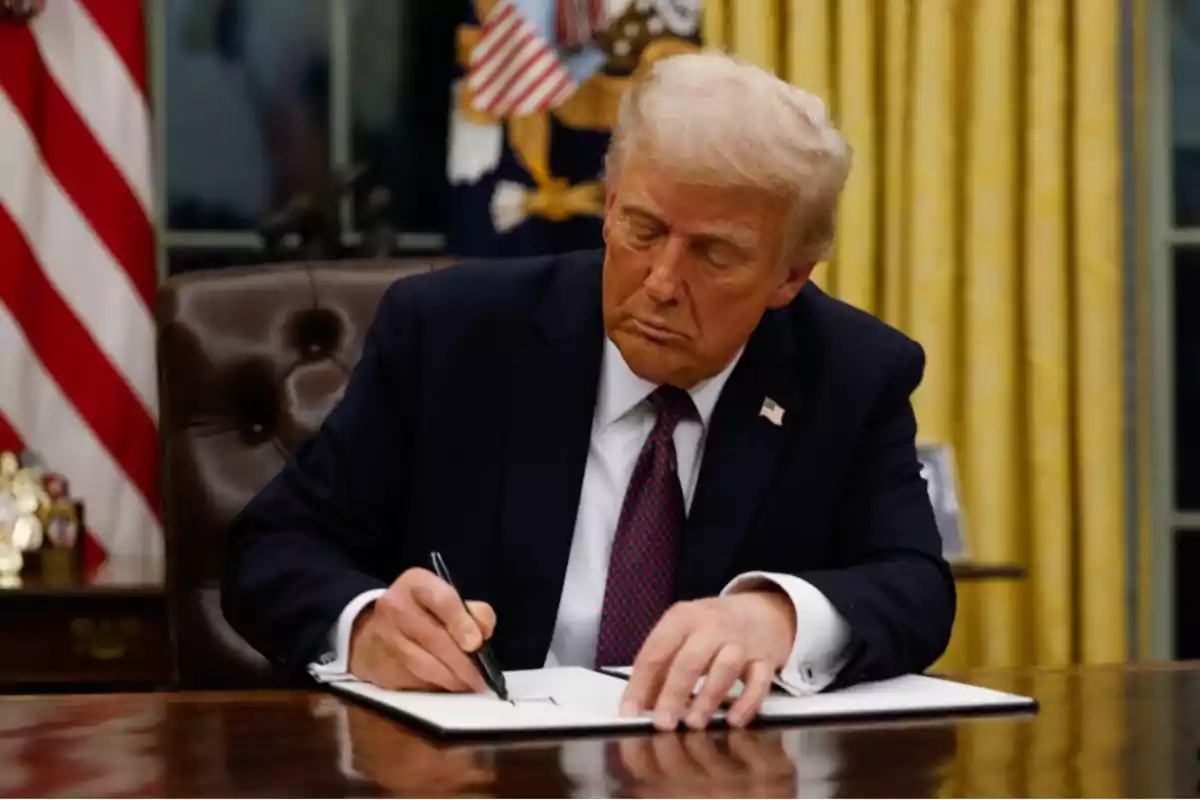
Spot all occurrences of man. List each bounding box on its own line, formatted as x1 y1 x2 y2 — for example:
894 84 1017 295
222 51 955 732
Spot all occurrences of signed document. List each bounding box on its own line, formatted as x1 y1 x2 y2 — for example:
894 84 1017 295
311 667 1036 738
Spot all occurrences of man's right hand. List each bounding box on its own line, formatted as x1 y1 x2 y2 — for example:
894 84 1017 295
347 567 496 692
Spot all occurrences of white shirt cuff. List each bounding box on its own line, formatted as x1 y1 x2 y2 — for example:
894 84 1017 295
308 588 387 678
720 571 850 696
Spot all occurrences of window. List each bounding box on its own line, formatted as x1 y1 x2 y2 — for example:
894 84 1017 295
154 0 459 275
164 0 331 232
1149 0 1200 658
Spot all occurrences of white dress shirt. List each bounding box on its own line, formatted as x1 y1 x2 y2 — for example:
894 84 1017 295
312 337 849 694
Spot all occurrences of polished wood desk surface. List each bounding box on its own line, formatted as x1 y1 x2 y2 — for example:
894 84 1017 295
0 663 1196 797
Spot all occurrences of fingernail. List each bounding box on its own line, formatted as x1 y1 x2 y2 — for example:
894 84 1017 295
653 710 676 730
685 711 705 729
460 628 480 650
620 701 639 717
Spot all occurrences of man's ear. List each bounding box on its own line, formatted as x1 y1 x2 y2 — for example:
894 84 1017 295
766 260 816 309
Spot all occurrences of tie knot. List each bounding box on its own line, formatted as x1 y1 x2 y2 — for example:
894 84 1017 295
648 385 697 430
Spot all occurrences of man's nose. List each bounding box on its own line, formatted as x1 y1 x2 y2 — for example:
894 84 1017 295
643 238 686 303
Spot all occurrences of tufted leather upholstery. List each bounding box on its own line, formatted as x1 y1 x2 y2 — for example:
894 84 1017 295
155 259 451 688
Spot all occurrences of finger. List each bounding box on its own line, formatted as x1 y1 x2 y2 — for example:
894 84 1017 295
465 601 496 642
393 630 472 692
726 660 774 727
684 643 745 730
359 623 455 691
389 593 486 692
350 630 416 691
649 629 724 731
409 570 484 651
621 610 692 716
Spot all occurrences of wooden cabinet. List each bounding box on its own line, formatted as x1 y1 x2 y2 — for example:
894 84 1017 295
0 557 170 690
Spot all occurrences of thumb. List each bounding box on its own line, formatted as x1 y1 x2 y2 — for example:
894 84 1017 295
465 601 496 641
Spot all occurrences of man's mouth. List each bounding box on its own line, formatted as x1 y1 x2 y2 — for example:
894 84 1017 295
631 318 686 342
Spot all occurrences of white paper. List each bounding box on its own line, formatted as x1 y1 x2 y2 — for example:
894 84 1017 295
327 668 649 734
756 674 1033 721
320 667 1034 736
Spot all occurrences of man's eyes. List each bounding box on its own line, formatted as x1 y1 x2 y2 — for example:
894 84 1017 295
626 222 661 244
698 243 740 269
622 218 743 267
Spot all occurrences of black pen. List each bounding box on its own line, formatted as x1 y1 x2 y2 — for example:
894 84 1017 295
429 551 509 701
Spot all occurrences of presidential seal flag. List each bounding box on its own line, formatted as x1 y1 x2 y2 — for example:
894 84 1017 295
0 0 161 570
446 0 703 258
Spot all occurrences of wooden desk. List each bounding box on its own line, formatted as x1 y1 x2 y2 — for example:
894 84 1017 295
0 557 170 690
0 663 1196 797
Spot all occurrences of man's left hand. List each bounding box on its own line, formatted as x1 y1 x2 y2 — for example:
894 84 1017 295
619 591 797 731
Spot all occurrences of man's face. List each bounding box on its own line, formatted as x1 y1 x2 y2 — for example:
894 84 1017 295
601 155 814 388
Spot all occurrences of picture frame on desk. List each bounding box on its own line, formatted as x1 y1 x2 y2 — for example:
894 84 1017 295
916 443 967 562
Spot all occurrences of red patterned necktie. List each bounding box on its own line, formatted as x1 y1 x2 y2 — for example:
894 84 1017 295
595 386 698 667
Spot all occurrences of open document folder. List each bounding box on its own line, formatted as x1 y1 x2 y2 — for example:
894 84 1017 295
310 666 1037 738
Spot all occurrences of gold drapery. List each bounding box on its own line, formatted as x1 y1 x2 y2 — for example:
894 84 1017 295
704 0 1126 669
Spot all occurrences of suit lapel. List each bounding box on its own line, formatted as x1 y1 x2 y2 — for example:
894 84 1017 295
498 254 605 669
677 308 806 600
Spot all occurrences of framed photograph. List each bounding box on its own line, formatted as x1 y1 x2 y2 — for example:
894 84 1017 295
916 443 967 561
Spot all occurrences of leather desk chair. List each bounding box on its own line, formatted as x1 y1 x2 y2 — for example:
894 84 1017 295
155 259 450 689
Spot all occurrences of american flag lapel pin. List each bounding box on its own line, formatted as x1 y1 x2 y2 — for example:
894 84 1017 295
759 397 785 426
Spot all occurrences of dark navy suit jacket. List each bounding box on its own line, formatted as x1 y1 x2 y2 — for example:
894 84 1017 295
222 250 956 687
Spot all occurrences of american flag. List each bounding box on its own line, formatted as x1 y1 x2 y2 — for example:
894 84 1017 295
467 1 578 117
0 0 160 569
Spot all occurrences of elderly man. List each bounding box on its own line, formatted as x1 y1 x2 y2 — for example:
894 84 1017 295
222 51 955 732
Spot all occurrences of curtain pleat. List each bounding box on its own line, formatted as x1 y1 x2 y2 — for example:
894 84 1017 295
962 0 1022 668
1071 0 1127 664
1025 0 1074 667
833 0 877 314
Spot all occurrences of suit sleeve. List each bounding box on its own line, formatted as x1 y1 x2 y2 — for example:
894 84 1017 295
220 277 421 677
797 341 956 685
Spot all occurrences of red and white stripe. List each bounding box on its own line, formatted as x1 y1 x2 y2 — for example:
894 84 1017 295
556 0 606 51
0 0 161 569
467 1 577 117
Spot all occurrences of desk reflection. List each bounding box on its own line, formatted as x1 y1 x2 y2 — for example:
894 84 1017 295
327 698 958 798
339 702 497 796
0 664 1194 797
609 730 797 797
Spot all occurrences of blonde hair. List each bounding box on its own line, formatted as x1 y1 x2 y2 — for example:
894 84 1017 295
605 50 852 263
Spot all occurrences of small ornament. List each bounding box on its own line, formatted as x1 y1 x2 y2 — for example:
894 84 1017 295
43 498 80 550
42 472 68 501
1 0 46 23
11 514 42 551
11 471 47 516
0 451 18 482
0 450 82 580
0 543 22 589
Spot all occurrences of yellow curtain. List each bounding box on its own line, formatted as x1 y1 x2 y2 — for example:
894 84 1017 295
704 0 1126 669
